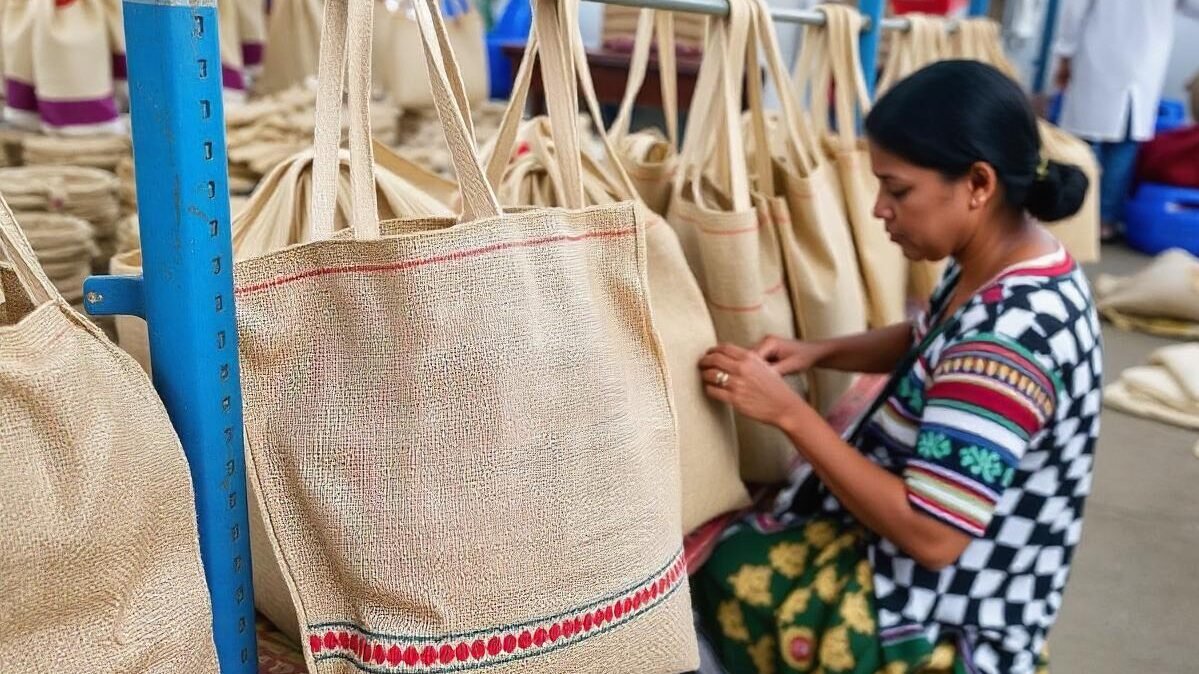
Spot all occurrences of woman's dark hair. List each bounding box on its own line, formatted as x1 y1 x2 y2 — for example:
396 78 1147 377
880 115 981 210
865 60 1088 222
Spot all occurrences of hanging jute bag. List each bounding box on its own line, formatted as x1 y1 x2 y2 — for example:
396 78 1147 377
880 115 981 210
234 0 697 670
0 194 219 673
741 0 865 416
32 0 123 134
794 5 907 329
664 0 802 483
605 8 682 216
482 7 749 533
380 0 488 109
237 0 267 76
952 18 1101 263
256 0 323 96
2 0 44 130
876 13 952 302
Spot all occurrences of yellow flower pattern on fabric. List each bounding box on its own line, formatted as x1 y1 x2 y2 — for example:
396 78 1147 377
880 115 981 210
716 599 750 642
814 565 847 603
815 532 857 566
777 587 812 624
769 541 809 579
729 564 774 607
819 625 855 671
924 642 956 672
748 635 777 674
804 520 837 548
779 626 815 669
856 559 874 590
840 591 875 634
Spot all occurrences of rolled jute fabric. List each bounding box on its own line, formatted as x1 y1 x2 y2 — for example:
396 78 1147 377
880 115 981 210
21 132 131 172
0 165 120 272
13 211 94 305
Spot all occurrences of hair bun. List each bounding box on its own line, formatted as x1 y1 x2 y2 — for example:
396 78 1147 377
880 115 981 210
1024 160 1089 222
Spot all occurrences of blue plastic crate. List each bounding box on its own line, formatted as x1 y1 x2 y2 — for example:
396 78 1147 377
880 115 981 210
1124 183 1199 256
1157 98 1187 134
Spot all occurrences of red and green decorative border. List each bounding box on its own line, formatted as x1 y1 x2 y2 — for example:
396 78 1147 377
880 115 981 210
306 549 686 672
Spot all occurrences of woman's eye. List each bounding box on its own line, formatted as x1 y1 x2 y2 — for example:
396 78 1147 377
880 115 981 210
889 188 910 200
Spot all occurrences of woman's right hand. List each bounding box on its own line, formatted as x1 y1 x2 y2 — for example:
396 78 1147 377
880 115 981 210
752 336 829 376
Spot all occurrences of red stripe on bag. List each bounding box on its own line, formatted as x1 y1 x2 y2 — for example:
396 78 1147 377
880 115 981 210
235 228 638 296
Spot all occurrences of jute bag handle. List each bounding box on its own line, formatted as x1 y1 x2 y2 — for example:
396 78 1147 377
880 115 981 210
608 9 680 148
805 5 871 146
671 0 751 211
0 196 60 307
878 14 949 94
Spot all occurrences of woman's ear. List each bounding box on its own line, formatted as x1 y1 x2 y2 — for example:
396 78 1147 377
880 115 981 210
966 161 1000 210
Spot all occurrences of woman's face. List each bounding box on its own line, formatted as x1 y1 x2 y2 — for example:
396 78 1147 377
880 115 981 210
868 141 980 263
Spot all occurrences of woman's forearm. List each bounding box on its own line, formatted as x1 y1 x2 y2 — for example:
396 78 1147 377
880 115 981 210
777 401 970 570
812 322 914 374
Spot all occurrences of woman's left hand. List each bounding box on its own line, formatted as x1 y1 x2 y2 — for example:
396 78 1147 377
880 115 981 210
699 343 806 428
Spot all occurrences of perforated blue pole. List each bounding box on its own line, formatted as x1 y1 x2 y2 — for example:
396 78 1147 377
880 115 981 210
858 0 886 98
86 1 256 671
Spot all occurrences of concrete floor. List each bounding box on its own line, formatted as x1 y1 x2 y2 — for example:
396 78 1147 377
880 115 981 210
1052 245 1199 673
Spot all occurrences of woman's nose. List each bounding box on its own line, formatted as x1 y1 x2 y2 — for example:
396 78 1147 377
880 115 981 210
873 194 891 221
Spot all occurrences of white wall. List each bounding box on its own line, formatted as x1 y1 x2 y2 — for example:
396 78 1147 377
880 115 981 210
1163 11 1199 116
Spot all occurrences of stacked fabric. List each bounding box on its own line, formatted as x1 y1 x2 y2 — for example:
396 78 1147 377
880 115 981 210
13 212 94 308
21 133 131 172
0 165 120 272
1094 248 1199 339
1106 343 1199 431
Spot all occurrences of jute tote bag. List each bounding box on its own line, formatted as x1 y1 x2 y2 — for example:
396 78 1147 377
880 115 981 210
744 0 865 416
2 0 44 129
951 18 1101 263
0 197 218 672
795 5 907 329
484 10 749 534
234 0 697 671
237 0 267 75
32 0 122 134
875 13 951 302
606 8 682 216
256 0 323 96
381 0 488 109
665 0 802 483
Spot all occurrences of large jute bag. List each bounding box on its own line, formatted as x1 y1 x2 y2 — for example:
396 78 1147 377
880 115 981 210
217 0 247 101
235 0 697 670
237 0 267 75
795 5 906 329
665 0 801 483
2 0 44 129
32 0 122 134
606 8 681 216
876 13 951 302
379 0 488 109
951 18 1101 263
743 0 865 415
482 7 749 534
256 0 322 96
0 196 219 672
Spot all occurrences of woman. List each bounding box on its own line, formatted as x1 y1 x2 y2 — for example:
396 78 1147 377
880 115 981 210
693 60 1101 674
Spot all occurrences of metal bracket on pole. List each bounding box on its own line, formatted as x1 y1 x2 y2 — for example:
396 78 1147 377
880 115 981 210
88 2 257 671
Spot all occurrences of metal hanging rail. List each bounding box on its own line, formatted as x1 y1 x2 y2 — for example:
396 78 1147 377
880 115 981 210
83 0 988 671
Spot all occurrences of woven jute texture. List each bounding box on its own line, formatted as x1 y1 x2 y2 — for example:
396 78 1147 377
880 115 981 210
0 193 218 673
235 1 696 671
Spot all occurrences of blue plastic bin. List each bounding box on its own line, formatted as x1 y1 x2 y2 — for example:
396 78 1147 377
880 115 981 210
486 0 532 100
1156 98 1187 134
1124 183 1199 256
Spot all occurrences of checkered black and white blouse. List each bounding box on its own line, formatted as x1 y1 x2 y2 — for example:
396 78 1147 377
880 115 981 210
796 247 1103 674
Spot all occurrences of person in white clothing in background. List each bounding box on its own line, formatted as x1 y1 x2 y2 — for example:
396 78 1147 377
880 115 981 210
1053 0 1199 241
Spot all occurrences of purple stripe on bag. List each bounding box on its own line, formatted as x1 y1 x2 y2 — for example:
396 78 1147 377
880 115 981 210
39 97 120 127
223 65 246 91
5 79 38 112
112 53 128 80
242 43 264 67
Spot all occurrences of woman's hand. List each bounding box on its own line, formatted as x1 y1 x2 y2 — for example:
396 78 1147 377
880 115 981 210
699 343 806 427
753 335 829 376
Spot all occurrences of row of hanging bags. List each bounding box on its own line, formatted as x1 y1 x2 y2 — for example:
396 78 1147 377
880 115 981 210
0 187 219 668
951 17 1101 262
233 0 698 671
795 5 907 329
875 13 952 301
255 0 322 96
664 0 806 484
376 0 489 109
482 1 749 533
743 2 867 419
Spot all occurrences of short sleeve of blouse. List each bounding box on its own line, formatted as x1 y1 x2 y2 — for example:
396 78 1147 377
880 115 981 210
904 333 1060 537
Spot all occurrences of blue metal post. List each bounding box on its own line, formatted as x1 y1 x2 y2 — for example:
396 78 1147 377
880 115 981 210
86 1 256 671
968 0 990 16
1032 0 1062 93
858 0 886 98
